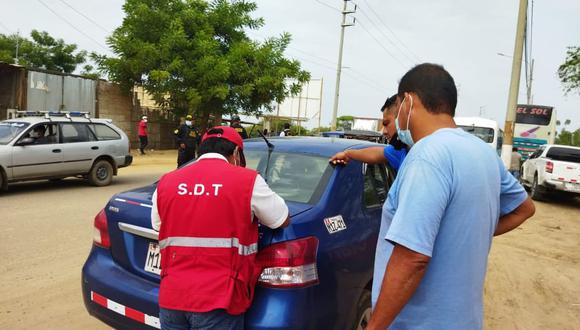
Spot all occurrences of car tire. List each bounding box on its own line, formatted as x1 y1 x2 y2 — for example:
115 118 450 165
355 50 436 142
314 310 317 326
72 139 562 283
0 169 7 192
88 160 114 187
530 174 544 201
353 289 372 330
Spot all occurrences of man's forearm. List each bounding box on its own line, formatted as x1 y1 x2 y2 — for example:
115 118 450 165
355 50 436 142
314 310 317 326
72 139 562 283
495 197 535 236
367 244 430 330
346 147 386 164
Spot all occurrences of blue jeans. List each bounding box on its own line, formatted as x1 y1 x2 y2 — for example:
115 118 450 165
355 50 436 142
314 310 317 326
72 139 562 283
159 308 244 330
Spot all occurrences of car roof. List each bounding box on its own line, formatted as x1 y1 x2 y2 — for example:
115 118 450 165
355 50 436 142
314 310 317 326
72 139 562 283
3 117 113 125
244 136 383 157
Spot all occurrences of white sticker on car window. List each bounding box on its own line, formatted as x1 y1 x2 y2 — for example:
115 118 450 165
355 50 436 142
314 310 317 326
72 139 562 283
324 215 347 234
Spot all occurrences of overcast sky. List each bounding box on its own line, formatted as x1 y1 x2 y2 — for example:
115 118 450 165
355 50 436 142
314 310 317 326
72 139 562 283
1 0 578 130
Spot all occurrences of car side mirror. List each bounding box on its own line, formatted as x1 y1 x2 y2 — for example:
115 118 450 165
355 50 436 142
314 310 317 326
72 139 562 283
16 137 35 146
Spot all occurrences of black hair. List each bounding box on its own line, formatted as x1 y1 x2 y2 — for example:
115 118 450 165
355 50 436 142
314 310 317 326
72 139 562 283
380 94 398 113
398 63 457 116
512 147 518 152
198 128 237 158
283 123 290 129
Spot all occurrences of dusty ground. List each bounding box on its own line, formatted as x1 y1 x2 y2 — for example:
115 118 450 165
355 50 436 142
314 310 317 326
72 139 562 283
0 150 579 329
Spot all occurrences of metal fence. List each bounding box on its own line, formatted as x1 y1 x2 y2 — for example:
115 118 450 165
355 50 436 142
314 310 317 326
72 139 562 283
27 70 96 115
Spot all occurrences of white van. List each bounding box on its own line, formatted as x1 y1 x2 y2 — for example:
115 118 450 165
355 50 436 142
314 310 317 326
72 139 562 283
455 117 503 155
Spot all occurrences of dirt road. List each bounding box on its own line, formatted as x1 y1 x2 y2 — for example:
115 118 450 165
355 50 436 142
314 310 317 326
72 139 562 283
0 151 578 329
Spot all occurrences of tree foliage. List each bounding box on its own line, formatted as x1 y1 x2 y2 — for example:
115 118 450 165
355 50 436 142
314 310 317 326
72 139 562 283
95 0 310 128
555 128 580 147
0 30 87 73
558 46 580 95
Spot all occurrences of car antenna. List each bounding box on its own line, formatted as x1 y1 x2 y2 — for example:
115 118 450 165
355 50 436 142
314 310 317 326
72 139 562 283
257 129 274 183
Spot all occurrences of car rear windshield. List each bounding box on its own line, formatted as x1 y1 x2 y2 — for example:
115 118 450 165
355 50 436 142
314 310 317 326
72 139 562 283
457 125 494 143
0 122 30 144
244 150 332 204
546 147 580 163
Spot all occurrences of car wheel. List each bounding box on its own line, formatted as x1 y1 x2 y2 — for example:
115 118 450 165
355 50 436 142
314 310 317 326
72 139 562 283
353 289 372 330
530 174 544 201
88 160 114 187
0 169 6 192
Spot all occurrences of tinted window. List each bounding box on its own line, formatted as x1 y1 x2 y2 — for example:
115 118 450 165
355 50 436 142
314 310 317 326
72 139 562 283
0 122 29 144
244 150 331 204
457 125 494 143
89 124 121 140
61 123 93 143
363 164 388 207
516 106 553 125
546 147 580 163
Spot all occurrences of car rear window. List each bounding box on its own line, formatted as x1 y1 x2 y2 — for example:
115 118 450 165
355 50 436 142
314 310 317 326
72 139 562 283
546 147 580 163
245 150 332 204
89 124 121 140
0 122 30 144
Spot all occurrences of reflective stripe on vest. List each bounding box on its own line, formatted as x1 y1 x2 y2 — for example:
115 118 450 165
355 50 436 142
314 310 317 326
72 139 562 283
159 237 258 256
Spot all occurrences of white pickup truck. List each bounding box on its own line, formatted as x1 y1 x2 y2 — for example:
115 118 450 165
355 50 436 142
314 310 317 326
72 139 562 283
521 144 580 200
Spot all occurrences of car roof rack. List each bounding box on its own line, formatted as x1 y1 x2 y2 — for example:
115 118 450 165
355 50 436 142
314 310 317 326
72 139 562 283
16 110 92 121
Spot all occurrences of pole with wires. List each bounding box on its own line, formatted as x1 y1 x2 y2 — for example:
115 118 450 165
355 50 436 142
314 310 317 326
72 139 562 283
331 0 356 131
501 0 528 168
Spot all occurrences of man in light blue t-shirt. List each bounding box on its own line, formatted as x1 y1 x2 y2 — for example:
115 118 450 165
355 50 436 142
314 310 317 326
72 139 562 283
367 64 535 330
330 94 408 171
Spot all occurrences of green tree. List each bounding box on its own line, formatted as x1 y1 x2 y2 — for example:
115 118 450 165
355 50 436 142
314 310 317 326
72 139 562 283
95 0 309 130
0 30 87 73
558 46 580 94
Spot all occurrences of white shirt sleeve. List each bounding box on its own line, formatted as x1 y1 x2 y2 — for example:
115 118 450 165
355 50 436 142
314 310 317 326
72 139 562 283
251 175 289 229
279 131 286 137
151 189 161 231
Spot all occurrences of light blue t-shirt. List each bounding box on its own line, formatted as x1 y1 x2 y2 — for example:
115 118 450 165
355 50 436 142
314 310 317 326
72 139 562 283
372 128 528 329
383 145 407 172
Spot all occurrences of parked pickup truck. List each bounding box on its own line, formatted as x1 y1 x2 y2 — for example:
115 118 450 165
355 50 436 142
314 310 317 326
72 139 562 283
521 144 580 200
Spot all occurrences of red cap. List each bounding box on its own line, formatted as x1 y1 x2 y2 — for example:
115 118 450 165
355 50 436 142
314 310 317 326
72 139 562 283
202 126 244 150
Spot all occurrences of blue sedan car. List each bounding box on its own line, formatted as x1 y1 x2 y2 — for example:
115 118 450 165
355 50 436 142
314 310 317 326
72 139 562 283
82 137 395 329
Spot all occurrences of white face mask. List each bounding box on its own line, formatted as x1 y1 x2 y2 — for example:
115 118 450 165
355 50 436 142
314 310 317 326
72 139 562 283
395 94 415 147
185 120 192 126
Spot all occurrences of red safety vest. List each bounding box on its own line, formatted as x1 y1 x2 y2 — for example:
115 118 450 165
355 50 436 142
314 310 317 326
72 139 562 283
156 157 259 315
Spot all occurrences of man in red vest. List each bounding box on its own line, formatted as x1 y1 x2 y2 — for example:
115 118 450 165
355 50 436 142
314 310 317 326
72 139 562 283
151 126 290 329
138 115 148 155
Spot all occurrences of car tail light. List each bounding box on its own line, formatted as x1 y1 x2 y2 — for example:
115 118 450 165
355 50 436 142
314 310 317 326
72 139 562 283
257 236 319 288
545 161 553 173
93 209 110 248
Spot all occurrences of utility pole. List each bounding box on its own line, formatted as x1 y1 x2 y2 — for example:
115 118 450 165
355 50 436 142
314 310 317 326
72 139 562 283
331 0 356 130
501 0 528 168
15 30 20 64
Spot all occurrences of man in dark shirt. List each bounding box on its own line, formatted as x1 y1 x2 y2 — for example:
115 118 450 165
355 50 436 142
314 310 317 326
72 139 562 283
230 115 248 139
174 115 200 168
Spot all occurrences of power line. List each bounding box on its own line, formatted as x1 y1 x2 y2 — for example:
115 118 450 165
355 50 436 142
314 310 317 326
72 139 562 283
0 21 13 34
58 0 111 34
314 0 341 13
356 7 414 66
358 0 422 63
36 0 109 51
356 19 407 68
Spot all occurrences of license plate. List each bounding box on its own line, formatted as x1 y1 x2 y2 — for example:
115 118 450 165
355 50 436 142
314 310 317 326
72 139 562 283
144 242 161 275
564 182 580 192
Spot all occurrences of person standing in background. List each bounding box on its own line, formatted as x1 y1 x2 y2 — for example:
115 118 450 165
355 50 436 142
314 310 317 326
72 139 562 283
138 115 148 155
509 147 523 179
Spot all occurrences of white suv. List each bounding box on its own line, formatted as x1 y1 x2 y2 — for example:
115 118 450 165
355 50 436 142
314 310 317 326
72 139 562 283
521 144 580 200
0 113 132 191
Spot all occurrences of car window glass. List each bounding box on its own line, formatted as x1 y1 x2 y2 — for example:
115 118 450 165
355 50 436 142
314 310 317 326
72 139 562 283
61 123 92 143
363 164 388 207
244 150 331 204
89 124 121 140
0 122 29 144
21 123 59 145
546 147 580 163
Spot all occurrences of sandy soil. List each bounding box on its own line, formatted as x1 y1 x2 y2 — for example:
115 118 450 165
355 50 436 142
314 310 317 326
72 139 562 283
0 150 578 329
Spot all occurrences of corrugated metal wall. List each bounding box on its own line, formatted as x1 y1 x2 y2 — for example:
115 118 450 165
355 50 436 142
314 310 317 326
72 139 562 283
26 70 96 115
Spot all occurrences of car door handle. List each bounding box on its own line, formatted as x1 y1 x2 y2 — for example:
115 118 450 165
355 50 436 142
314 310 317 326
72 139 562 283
91 146 99 150
52 149 62 153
